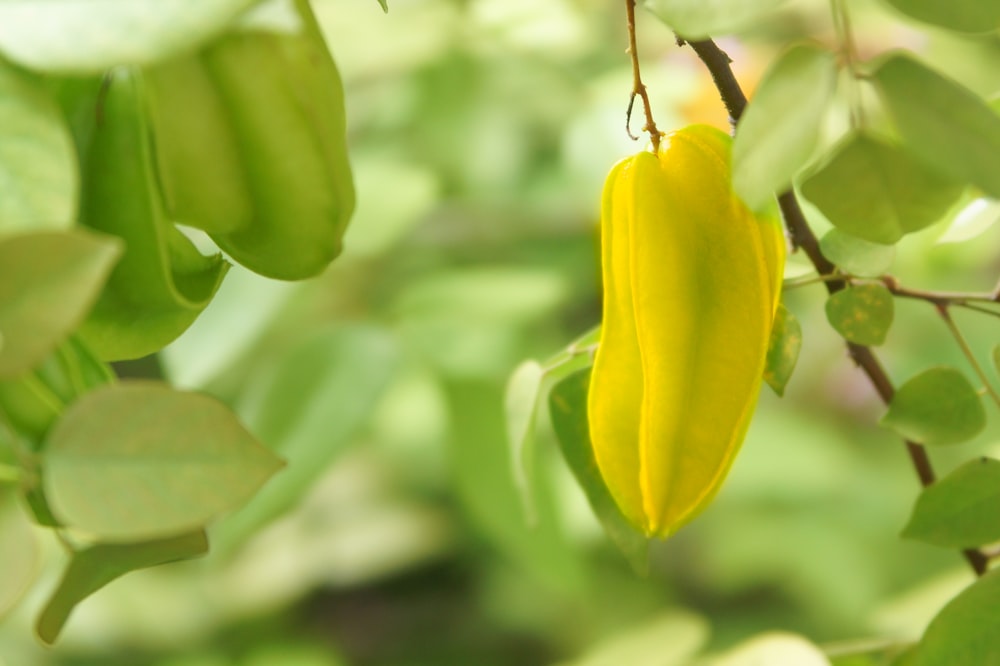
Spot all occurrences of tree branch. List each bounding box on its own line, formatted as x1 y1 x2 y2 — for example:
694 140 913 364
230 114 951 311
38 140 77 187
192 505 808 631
682 37 988 577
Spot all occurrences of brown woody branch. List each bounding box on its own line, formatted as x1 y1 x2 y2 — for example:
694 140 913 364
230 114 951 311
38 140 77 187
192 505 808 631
682 37 988 577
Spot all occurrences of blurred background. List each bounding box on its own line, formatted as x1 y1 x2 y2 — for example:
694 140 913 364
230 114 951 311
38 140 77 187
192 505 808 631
2 0 999 663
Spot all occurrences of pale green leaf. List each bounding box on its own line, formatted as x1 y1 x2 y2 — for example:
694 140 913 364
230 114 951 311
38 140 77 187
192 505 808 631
36 530 208 644
801 133 962 245
505 359 545 524
824 284 894 346
0 494 40 619
43 382 282 540
902 457 1000 548
763 303 802 396
732 44 837 210
912 569 1000 665
569 611 709 666
214 325 399 554
881 367 986 446
873 54 1000 199
711 632 830 666
0 231 122 379
0 61 76 232
644 0 788 39
0 0 262 74
937 198 1000 245
549 369 648 573
819 229 896 277
883 0 1000 33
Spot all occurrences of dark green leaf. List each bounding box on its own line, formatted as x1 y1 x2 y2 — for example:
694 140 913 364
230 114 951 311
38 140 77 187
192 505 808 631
0 230 122 379
881 367 986 446
36 530 208 645
213 325 399 554
645 0 788 38
819 229 895 277
0 1 259 73
71 70 229 361
883 0 1000 33
763 303 802 396
902 457 1000 548
43 381 282 540
873 54 1000 199
824 284 894 346
0 60 76 231
912 569 1000 665
549 369 648 573
801 133 963 245
733 44 837 210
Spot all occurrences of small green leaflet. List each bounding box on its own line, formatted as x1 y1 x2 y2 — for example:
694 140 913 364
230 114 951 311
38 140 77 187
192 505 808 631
824 284 894 346
902 457 1000 549
0 60 77 232
819 229 895 277
43 381 283 540
911 569 1000 666
36 530 208 644
763 302 802 397
883 0 1000 34
881 367 986 446
732 44 837 211
801 132 963 245
873 54 1000 200
0 231 122 379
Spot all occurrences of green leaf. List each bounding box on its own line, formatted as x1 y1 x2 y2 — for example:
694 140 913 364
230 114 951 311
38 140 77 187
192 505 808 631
711 632 829 666
569 610 709 666
549 369 648 573
873 54 1000 200
824 284 894 346
376 0 388 12
0 231 122 379
448 379 586 596
881 367 986 446
883 0 1000 33
732 44 837 210
43 381 282 540
763 303 802 396
911 568 1000 666
213 325 399 554
0 61 77 232
937 198 1000 245
71 70 229 360
36 530 208 645
505 359 545 524
0 1 261 74
993 344 1000 379
819 229 896 277
902 457 1000 549
0 493 40 619
644 0 788 38
801 133 963 245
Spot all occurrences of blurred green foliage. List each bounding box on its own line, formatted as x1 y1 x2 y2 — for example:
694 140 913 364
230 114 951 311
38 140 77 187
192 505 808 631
2 0 1000 664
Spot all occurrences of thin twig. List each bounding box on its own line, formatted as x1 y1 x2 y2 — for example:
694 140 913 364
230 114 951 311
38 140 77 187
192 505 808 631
682 36 989 577
881 275 1000 306
625 0 663 151
936 304 1000 409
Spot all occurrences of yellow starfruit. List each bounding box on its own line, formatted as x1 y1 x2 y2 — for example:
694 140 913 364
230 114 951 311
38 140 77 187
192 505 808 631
588 124 785 538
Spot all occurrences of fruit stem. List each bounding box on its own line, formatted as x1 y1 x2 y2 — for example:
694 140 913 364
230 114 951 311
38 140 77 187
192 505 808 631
625 0 663 152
